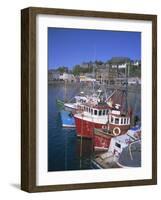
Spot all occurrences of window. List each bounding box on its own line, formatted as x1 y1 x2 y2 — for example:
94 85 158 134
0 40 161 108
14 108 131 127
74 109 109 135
115 142 121 148
111 116 114 123
103 110 105 115
124 118 126 124
121 118 123 124
94 110 97 115
99 110 102 116
115 118 119 124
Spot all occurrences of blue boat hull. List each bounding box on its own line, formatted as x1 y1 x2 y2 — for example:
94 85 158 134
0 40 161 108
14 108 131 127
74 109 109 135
60 110 76 128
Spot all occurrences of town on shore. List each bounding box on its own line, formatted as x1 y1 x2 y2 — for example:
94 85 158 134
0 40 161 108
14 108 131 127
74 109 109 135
48 57 141 85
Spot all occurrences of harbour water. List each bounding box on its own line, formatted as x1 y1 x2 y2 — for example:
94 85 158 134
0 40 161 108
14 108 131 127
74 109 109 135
48 82 141 171
48 83 93 171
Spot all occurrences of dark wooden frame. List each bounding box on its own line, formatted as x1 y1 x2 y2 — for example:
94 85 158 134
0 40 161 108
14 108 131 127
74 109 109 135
21 7 157 192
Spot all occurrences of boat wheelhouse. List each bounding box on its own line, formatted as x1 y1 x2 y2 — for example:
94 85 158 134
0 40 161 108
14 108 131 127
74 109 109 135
94 108 130 151
64 95 87 111
75 101 130 136
74 103 109 138
108 109 130 135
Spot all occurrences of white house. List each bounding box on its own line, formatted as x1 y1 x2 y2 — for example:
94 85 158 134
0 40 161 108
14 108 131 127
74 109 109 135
111 63 127 69
59 73 75 82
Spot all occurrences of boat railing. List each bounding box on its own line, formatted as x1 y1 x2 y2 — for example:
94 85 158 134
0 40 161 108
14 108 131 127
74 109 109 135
128 140 141 160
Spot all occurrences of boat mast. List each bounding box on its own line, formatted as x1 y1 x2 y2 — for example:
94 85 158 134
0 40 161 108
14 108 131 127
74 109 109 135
125 62 129 114
93 44 96 78
64 79 67 102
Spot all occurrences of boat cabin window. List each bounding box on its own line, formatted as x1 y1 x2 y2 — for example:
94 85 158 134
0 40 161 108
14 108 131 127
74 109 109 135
99 110 102 116
110 116 129 125
103 110 105 115
91 109 93 115
115 118 119 124
94 110 97 115
115 142 121 148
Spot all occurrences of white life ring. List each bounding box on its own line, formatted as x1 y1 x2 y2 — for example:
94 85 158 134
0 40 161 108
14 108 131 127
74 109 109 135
113 127 121 136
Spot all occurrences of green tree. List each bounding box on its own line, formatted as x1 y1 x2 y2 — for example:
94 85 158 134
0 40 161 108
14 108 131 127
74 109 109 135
57 66 68 73
72 65 81 75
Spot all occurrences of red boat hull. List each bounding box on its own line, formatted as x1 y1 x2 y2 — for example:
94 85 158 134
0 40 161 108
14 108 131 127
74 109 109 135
94 135 112 150
75 116 130 150
74 117 106 138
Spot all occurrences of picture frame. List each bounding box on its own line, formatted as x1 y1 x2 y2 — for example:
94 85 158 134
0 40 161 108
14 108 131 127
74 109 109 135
21 7 157 192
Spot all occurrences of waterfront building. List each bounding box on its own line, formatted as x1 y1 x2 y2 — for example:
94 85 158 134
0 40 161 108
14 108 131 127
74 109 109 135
59 73 76 82
96 65 118 84
79 75 96 82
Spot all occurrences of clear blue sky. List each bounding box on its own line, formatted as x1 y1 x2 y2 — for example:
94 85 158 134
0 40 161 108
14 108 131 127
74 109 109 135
48 28 141 69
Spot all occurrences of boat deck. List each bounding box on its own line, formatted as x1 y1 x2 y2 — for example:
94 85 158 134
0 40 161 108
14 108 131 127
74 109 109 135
94 128 114 138
92 151 120 169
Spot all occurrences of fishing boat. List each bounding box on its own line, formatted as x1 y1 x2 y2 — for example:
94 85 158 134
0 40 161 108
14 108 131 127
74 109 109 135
57 93 88 128
74 89 132 150
61 81 103 111
56 91 88 112
64 94 88 111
